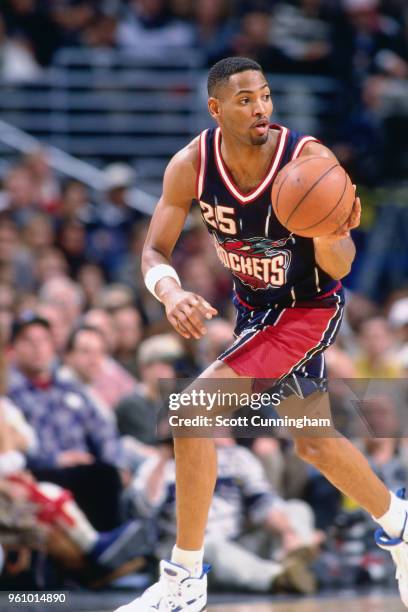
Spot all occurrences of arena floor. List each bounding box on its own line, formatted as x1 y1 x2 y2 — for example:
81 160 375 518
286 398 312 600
209 594 404 611
0 591 404 611
84 592 404 612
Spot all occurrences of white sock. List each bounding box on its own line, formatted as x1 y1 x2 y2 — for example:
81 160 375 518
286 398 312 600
375 491 408 539
171 545 204 577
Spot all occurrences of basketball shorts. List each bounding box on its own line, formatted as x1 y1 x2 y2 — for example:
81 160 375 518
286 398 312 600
219 284 345 391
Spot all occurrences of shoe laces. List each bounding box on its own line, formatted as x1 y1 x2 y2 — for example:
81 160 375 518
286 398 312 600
164 576 185 610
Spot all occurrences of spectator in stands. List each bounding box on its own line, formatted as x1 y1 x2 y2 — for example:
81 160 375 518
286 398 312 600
231 10 271 66
180 253 221 312
0 396 151 587
354 316 403 377
0 216 33 291
325 344 358 378
234 0 335 75
197 317 234 369
82 308 137 409
23 149 61 214
82 12 118 49
21 213 54 259
0 283 15 315
116 333 183 448
0 283 15 345
117 0 194 49
63 324 111 421
1 165 40 227
129 436 321 594
14 291 38 316
48 0 98 49
333 0 408 180
192 0 238 65
57 219 88 278
175 218 232 315
59 179 94 222
111 305 143 376
0 13 41 82
7 311 129 530
339 0 408 86
96 283 134 312
2 0 61 65
86 163 143 278
34 248 69 287
39 277 84 328
36 302 72 355
115 221 157 313
388 296 408 367
77 263 106 310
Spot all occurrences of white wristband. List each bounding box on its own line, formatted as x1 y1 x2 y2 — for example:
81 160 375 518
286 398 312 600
144 264 181 300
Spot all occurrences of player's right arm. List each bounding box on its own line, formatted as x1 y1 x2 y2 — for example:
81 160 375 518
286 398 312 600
142 139 218 340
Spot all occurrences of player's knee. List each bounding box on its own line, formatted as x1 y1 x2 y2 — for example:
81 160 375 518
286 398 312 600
294 437 335 469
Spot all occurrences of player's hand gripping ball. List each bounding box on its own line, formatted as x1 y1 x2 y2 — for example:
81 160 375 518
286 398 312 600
271 156 356 238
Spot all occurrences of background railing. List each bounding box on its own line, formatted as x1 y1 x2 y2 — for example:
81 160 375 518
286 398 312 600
0 48 341 197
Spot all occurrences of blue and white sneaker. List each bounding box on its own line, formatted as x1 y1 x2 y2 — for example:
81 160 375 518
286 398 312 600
114 560 209 611
375 488 408 607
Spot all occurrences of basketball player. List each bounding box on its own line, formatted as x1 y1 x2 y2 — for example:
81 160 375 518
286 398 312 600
116 58 408 611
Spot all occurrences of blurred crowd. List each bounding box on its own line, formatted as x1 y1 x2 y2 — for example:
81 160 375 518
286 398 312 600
0 0 407 71
0 145 406 593
1 0 408 184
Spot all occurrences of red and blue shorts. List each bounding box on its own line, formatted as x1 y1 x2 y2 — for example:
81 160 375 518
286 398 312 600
219 284 344 386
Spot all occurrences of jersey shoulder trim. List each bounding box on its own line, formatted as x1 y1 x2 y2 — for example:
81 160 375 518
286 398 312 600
291 136 320 160
214 124 289 205
196 129 209 200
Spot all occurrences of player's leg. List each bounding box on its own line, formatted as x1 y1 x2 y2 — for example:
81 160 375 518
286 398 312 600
219 294 408 607
272 387 391 519
294 431 390 519
173 359 252 562
278 382 408 605
115 359 253 611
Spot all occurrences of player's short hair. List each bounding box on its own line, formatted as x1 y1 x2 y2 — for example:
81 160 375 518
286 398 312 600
207 57 264 97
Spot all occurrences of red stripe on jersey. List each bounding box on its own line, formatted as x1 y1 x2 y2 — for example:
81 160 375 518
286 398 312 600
196 129 208 200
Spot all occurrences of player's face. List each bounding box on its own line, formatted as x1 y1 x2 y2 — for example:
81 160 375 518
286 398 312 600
209 70 273 146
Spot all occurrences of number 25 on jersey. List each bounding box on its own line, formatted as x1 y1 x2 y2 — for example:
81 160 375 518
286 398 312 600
199 201 237 235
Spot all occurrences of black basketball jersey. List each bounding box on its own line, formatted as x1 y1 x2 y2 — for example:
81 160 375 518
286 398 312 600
194 123 338 308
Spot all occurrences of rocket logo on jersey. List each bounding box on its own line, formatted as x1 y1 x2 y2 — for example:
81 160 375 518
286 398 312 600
213 235 292 290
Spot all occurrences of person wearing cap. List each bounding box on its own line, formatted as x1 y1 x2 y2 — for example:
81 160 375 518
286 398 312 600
6 311 129 531
116 334 183 451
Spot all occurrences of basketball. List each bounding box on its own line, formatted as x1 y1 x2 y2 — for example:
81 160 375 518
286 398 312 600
271 156 355 238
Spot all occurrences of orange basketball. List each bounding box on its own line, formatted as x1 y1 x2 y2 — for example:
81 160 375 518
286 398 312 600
271 156 355 238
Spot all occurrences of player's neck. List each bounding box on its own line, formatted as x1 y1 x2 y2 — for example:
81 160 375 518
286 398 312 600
220 128 277 179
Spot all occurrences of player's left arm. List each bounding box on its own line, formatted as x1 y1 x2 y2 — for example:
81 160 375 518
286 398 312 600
299 141 361 280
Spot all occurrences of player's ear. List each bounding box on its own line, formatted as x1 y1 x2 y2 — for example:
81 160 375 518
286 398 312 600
208 97 220 121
